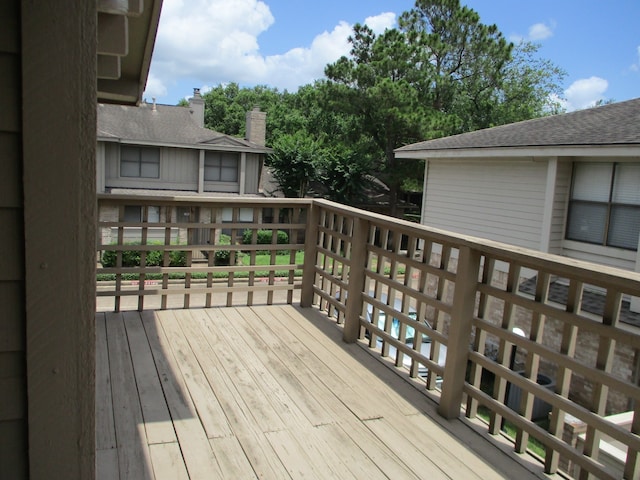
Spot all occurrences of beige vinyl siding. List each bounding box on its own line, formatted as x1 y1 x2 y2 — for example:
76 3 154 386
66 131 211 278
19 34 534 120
423 159 547 250
105 144 199 191
548 161 572 254
562 240 636 270
0 1 27 477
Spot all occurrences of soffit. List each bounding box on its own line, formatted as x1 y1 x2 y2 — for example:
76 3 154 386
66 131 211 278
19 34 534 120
96 0 162 105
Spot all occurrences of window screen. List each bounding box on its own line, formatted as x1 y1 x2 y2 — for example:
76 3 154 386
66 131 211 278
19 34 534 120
120 146 160 178
204 151 239 182
566 162 640 251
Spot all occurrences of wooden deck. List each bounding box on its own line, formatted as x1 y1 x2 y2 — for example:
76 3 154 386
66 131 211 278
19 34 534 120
96 305 549 479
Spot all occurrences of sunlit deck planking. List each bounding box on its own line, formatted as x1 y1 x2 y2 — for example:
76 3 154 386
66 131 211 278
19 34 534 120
96 305 547 479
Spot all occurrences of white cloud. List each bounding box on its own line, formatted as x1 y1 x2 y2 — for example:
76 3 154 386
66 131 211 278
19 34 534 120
562 76 609 111
631 45 640 72
509 21 555 44
144 0 398 100
528 22 553 41
143 72 168 100
364 12 396 34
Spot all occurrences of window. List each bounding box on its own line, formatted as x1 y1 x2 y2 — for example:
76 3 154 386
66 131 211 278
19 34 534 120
221 207 254 222
221 207 253 236
124 206 160 223
566 162 640 250
204 151 238 182
120 146 160 178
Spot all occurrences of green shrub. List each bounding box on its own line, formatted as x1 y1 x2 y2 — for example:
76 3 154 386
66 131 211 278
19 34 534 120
242 229 289 255
169 250 187 267
101 241 185 267
101 247 142 268
145 250 162 266
214 234 231 265
101 249 117 268
242 229 289 245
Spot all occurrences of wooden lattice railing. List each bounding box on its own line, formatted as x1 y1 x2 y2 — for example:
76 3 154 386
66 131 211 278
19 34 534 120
98 195 640 479
97 195 309 311
304 199 640 480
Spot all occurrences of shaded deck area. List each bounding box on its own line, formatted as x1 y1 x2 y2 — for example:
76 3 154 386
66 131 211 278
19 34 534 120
96 305 547 479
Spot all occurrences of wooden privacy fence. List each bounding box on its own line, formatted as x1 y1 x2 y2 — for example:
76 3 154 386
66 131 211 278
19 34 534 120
97 195 640 479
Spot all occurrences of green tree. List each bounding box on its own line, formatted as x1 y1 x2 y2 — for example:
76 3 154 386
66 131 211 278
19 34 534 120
398 0 513 133
193 3 565 213
323 0 563 215
490 41 566 123
266 131 320 197
201 83 281 141
324 25 432 216
316 145 375 205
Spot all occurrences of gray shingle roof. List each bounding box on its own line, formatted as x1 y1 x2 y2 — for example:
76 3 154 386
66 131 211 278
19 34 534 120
98 102 267 151
396 97 640 153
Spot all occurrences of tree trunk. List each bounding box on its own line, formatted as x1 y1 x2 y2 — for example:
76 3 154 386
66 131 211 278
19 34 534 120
389 182 399 218
386 145 400 218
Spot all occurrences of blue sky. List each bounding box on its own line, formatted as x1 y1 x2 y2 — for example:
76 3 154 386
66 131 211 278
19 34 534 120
145 0 640 112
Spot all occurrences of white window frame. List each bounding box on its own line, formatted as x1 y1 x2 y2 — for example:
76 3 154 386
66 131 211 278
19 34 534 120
566 162 640 251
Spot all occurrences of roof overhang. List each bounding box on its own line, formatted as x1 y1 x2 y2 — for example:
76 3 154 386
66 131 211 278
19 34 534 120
395 144 640 160
97 0 163 106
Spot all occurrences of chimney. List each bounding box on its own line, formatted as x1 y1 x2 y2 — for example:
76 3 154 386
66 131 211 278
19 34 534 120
245 106 266 146
188 88 205 127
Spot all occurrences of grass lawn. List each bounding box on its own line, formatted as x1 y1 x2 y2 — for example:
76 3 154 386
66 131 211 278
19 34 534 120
237 250 305 267
97 250 305 281
97 249 406 280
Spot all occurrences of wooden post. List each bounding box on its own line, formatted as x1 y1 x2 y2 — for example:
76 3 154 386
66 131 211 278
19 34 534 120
22 1 97 477
343 217 368 343
300 202 319 308
438 245 481 419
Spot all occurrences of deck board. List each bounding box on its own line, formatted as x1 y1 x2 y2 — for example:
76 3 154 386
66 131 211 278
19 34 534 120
140 310 223 479
95 313 117 451
224 306 342 426
270 305 424 418
208 435 259 479
148 443 189 480
105 312 154 479
176 311 292 478
97 305 548 479
122 311 177 445
157 310 231 440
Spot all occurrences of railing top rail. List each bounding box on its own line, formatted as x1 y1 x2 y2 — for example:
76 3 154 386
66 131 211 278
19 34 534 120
310 198 640 293
98 193 314 207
